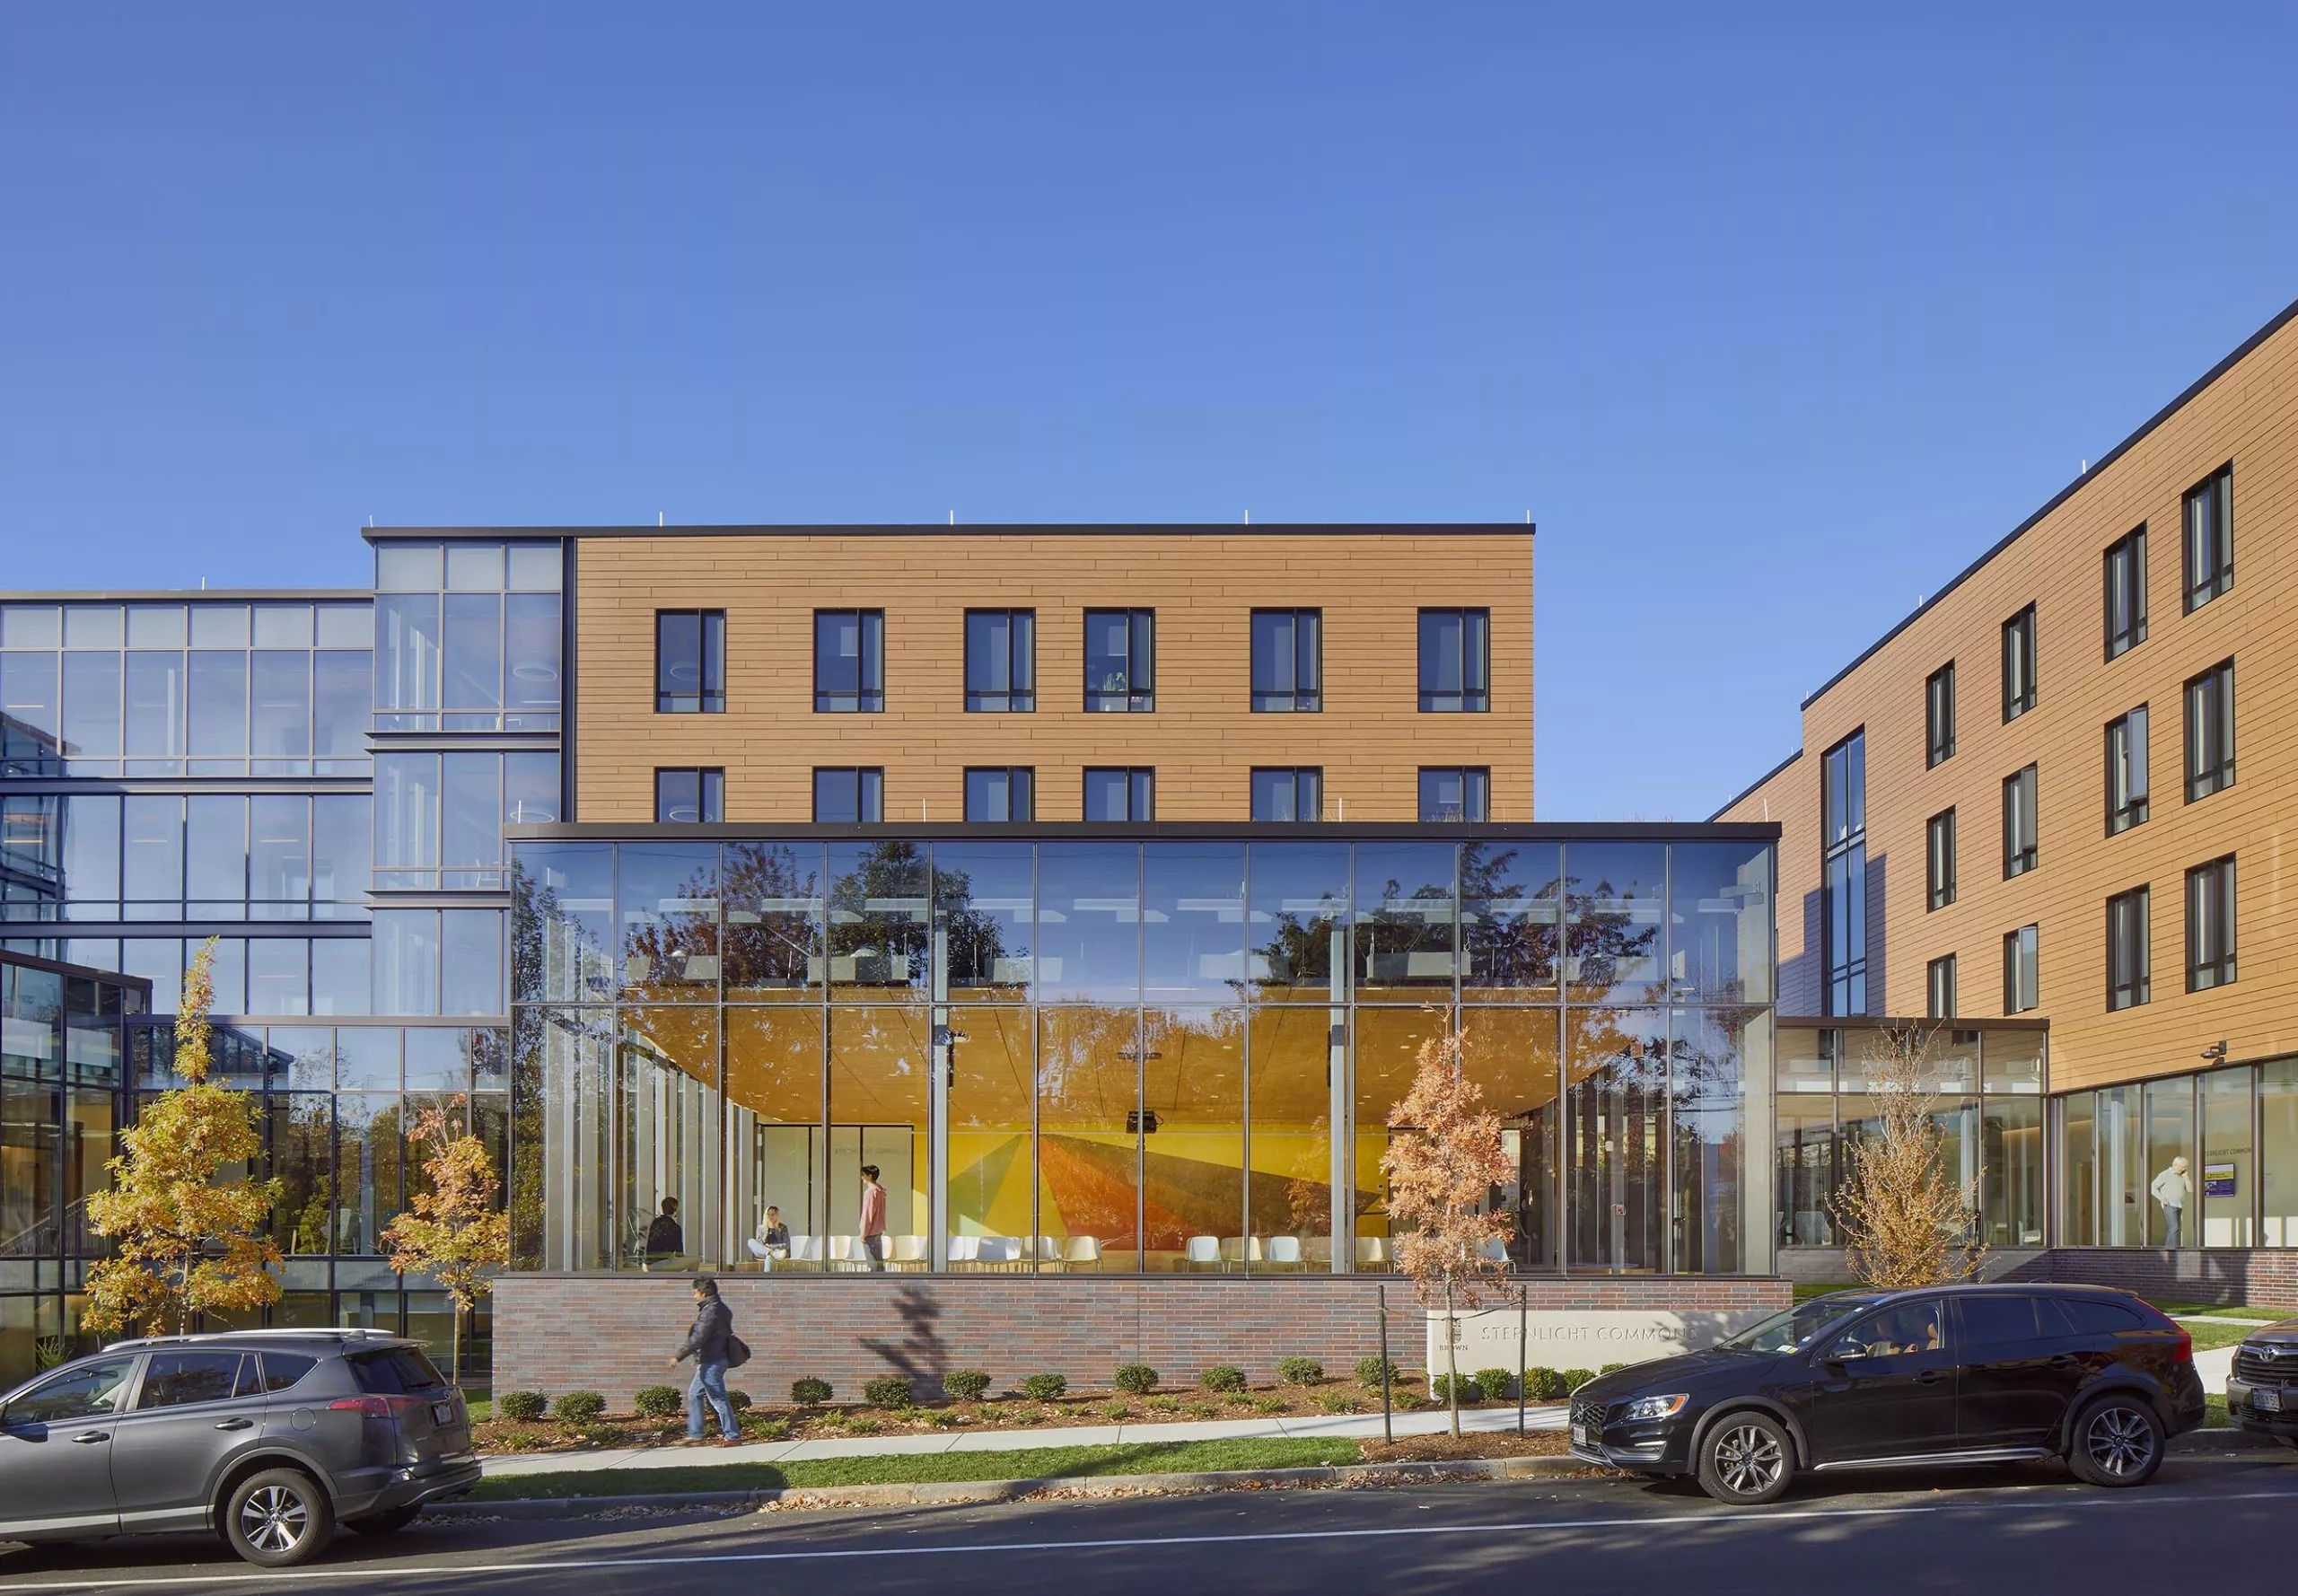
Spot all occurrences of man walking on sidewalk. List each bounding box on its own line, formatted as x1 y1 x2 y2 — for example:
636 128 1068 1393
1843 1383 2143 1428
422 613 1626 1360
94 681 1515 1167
667 1276 741 1444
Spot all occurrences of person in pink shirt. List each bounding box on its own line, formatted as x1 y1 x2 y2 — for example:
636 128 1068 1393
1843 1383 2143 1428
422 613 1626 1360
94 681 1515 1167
858 1164 888 1271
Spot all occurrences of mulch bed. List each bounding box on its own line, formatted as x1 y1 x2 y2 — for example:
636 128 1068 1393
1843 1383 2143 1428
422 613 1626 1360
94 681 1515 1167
1358 1431 1571 1464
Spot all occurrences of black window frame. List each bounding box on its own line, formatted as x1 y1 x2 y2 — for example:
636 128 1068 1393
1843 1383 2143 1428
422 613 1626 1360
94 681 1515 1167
962 766 1035 822
2001 604 2037 722
1083 609 1155 713
1250 609 1323 713
2001 765 2037 879
1821 730 1868 1017
653 767 724 825
1082 767 1154 822
2102 525 2148 660
1925 662 1956 767
811 767 884 823
2004 924 2039 1014
654 609 725 715
2183 658 2234 802
813 609 885 714
1925 808 1955 911
1250 767 1324 821
2106 884 2150 1012
1417 767 1489 822
1925 953 1956 1021
963 609 1036 713
1417 609 1490 713
2105 705 2149 836
2182 462 2233 612
2186 855 2236 992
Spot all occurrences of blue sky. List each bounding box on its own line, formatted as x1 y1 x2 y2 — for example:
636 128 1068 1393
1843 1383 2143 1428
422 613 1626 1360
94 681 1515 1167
4 4 2294 818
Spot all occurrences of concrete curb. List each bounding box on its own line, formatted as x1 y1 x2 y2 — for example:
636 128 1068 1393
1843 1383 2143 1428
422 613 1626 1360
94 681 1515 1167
432 1454 1588 1519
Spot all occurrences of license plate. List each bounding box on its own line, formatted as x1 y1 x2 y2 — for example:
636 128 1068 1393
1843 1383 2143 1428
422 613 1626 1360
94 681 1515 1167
2256 1388 2282 1414
1571 1424 1589 1446
433 1401 457 1426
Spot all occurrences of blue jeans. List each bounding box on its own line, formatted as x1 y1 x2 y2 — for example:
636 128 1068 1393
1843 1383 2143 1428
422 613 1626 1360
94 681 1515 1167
688 1359 737 1440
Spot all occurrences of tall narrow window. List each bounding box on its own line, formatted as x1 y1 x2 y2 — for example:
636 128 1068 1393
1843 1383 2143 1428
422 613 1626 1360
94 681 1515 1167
1083 767 1153 821
1083 609 1154 712
2183 659 2235 801
1925 662 1956 767
2102 526 2147 659
2186 855 2236 992
653 768 724 824
1926 954 1957 1020
2106 886 2150 1011
1417 767 1488 822
2001 604 2037 722
2004 925 2039 1014
2105 706 2149 835
1250 767 1322 821
1417 609 1489 712
1925 809 1956 910
812 767 883 823
1250 609 1322 712
1821 731 1867 1015
962 767 1034 822
964 609 1035 712
2182 463 2233 611
2002 766 2038 879
814 611 884 713
655 610 724 714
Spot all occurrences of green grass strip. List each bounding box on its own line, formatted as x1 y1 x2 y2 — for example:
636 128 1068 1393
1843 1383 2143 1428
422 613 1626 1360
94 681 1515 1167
2156 1302 2286 1322
469 1437 1365 1501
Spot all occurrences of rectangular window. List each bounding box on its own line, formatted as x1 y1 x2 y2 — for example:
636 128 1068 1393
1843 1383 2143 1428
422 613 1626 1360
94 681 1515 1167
654 610 724 714
1925 809 1955 910
962 767 1034 822
2182 463 2233 611
2001 604 2037 722
2105 706 2149 835
2002 766 2037 879
812 767 883 823
1925 662 1956 767
814 610 884 713
2183 659 2234 802
1250 609 1322 712
1083 609 1154 712
1821 731 1867 1016
1083 767 1154 822
2107 885 2150 1011
2102 526 2147 659
1417 609 1489 712
964 610 1035 712
1926 954 1956 1020
653 768 724 824
2186 855 2236 992
1417 767 1488 822
1250 767 1323 821
2004 925 2039 1013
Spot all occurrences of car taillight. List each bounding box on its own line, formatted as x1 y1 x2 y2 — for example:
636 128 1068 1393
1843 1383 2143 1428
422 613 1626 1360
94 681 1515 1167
328 1394 431 1421
2171 1330 2193 1364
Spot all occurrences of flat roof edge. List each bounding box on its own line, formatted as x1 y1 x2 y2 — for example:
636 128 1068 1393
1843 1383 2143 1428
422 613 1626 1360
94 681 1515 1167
362 522 1536 540
504 820 1780 842
1707 749 1802 822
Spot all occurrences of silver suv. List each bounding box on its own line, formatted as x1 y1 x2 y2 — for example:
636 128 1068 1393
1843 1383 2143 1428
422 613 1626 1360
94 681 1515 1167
0 1329 478 1567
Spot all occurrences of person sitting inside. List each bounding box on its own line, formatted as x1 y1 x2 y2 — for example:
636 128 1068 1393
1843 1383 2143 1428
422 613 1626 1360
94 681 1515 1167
756 1206 791 1258
644 1197 686 1268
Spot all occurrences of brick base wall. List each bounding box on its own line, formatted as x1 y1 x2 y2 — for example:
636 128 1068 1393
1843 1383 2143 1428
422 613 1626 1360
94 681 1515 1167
492 1273 1793 1407
2004 1248 2298 1311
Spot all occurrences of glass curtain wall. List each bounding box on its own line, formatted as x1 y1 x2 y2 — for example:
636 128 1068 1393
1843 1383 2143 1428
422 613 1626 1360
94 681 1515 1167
509 834 1776 1277
2058 1061 2290 1250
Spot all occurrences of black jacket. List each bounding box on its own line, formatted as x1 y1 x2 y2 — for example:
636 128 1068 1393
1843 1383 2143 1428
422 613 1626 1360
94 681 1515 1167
676 1295 734 1365
645 1215 685 1258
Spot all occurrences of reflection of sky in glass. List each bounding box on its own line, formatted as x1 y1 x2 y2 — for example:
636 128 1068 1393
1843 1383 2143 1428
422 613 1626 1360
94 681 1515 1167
1142 844 1245 1000
1035 843 1141 1003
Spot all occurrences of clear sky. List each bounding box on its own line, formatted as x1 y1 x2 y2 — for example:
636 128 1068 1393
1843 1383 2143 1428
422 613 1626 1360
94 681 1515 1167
4 5 2294 819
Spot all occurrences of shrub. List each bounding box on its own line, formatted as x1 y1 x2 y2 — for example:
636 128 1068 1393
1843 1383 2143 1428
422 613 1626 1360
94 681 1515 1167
494 1425 544 1449
1145 1395 1182 1414
1558 1368 1597 1393
923 1407 961 1427
1199 1365 1247 1394
1276 1356 1324 1385
552 1391 606 1424
1473 1368 1514 1401
1522 1367 1566 1401
727 1389 754 1411
632 1385 683 1419
1250 1394 1287 1415
1353 1356 1401 1389
1318 1392 1363 1414
843 1414 882 1436
741 1416 790 1442
497 1390 548 1422
863 1375 914 1408
1101 1401 1133 1421
1599 1363 1628 1377
1188 1401 1221 1419
1019 1372 1068 1401
1113 1363 1159 1395
942 1370 992 1401
1428 1372 1463 1403
790 1376 833 1405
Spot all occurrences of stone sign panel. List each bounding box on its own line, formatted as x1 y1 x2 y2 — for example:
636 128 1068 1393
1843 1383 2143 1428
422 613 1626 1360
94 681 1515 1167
1425 1307 1772 1373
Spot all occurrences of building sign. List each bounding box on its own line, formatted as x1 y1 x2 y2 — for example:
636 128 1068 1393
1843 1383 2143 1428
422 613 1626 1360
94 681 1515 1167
2203 1162 2238 1199
1425 1306 1771 1372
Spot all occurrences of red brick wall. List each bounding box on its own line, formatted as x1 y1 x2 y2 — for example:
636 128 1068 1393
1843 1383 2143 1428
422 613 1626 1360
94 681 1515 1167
2004 1249 2298 1311
492 1274 1792 1406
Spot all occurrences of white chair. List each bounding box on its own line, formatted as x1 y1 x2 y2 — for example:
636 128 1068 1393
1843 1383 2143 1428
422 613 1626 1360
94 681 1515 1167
785 1235 822 1269
1304 1236 1333 1267
1355 1236 1390 1270
1064 1235 1102 1271
828 1234 863 1270
890 1234 927 1270
1264 1235 1303 1270
1038 1235 1061 1272
947 1234 980 1270
980 1235 1021 1270
1184 1235 1222 1272
1219 1236 1252 1270
1478 1236 1512 1266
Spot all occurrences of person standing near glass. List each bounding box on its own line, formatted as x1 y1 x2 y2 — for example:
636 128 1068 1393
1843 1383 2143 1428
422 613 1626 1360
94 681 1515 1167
2151 1156 2191 1248
859 1165 888 1271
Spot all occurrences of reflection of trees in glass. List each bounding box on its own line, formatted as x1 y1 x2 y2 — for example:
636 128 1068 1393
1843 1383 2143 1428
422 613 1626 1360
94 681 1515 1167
1039 1007 1139 1121
1460 843 1560 989
1252 894 1345 997
1564 870 1660 995
723 843 823 989
1355 875 1452 973
829 843 929 993
273 1098 334 1255
510 859 607 1001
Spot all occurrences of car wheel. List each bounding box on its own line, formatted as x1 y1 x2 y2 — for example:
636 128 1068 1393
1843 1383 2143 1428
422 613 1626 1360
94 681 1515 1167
345 1505 423 1535
1696 1411 1795 1505
2066 1396 2165 1487
224 1468 336 1567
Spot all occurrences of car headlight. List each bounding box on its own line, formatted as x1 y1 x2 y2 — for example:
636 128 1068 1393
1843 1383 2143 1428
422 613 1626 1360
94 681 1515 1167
1621 1394 1688 1422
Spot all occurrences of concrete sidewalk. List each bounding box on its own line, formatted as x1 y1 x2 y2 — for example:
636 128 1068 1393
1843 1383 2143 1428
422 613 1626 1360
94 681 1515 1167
479 1400 1567 1478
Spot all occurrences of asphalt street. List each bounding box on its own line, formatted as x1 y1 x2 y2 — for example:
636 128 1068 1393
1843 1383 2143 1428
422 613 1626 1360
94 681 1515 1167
1 1452 2292 1595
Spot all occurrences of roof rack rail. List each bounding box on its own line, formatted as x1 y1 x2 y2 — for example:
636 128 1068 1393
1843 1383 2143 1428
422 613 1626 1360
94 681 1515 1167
105 1328 404 1351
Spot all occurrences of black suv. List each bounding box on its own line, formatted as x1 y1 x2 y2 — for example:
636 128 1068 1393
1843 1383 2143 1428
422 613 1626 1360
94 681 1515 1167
1570 1284 2206 1504
0 1329 478 1566
2226 1316 2298 1449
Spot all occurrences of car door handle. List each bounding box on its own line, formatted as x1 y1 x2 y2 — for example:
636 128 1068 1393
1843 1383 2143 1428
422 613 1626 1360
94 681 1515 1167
71 1431 110 1444
2049 1355 2078 1371
1916 1370 1946 1385
214 1418 255 1431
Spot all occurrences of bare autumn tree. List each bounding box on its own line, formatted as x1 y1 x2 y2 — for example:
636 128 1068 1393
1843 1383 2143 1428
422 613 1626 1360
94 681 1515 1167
1381 1024 1513 1438
85 939 284 1338
382 1094 511 1387
1836 1023 1985 1290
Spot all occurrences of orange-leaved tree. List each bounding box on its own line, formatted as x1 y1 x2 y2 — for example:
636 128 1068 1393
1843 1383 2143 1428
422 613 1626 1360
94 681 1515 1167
1836 1022 1985 1290
382 1094 510 1386
85 939 283 1338
1381 1023 1513 1437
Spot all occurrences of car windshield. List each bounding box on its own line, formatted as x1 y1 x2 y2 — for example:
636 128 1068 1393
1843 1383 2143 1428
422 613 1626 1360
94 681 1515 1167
1718 1293 1880 1355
